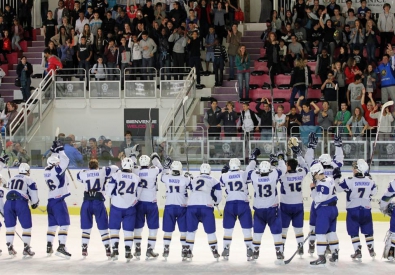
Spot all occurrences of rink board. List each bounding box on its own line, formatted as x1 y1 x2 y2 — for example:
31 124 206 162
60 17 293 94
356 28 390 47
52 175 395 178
1 169 392 221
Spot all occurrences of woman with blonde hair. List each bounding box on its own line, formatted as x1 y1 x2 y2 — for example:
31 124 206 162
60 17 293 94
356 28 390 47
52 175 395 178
346 107 369 138
235 45 251 99
289 58 312 107
79 24 94 46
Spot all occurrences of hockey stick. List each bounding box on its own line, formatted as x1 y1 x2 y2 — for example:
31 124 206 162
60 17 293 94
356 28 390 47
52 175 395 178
0 133 11 179
55 127 77 189
0 211 23 242
149 108 154 154
215 205 223 217
182 96 190 173
368 100 394 173
269 66 276 154
284 230 313 264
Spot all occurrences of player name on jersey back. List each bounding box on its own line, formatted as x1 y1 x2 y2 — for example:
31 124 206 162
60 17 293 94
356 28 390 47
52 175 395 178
161 171 190 206
220 170 250 202
279 168 307 205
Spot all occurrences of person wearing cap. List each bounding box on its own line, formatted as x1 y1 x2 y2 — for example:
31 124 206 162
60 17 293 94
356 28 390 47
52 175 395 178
204 98 222 140
64 136 83 168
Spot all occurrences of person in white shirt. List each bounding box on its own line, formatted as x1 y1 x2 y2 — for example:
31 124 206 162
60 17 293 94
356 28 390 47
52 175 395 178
237 102 261 136
274 105 287 139
75 11 89 35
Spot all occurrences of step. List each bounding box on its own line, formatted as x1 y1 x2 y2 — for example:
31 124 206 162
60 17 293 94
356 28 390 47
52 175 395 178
242 42 263 48
1 76 16 83
248 48 261 54
32 41 45 47
241 36 261 43
244 31 262 37
7 70 17 76
24 52 43 59
26 47 45 53
36 35 44 41
0 88 15 98
0 83 18 90
210 93 238 101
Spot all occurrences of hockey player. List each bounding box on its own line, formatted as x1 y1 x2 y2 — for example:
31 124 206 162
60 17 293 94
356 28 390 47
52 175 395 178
249 155 287 262
337 159 377 260
279 157 308 256
219 149 260 261
184 163 222 261
309 163 339 266
44 141 72 258
4 163 39 257
76 159 118 258
106 157 141 262
0 155 8 256
160 158 191 260
379 177 395 261
130 150 163 260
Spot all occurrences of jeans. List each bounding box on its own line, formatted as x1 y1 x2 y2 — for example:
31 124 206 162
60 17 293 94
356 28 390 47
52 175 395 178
366 43 376 64
323 41 335 57
306 41 323 56
142 57 154 80
172 52 185 80
106 62 117 80
130 59 142 80
260 127 272 140
237 72 250 99
21 78 31 101
189 56 201 84
213 57 224 84
290 85 307 107
12 35 21 50
229 55 236 79
79 60 90 85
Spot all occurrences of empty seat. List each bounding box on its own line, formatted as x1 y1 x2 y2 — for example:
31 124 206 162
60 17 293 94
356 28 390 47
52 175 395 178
273 88 291 100
275 74 292 87
250 74 270 86
307 88 322 98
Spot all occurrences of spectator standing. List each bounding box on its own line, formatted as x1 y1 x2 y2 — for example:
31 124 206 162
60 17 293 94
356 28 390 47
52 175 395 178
89 11 102 37
226 23 241 81
349 20 365 53
188 30 204 89
377 3 395 57
103 11 116 37
75 11 89 35
235 45 250 99
69 1 82 27
128 34 143 80
14 142 30 164
319 13 336 57
321 71 338 113
79 24 94 46
169 2 186 28
346 107 369 139
255 97 272 140
265 32 280 84
334 102 352 135
219 101 239 137
365 19 378 64
154 2 166 26
118 37 132 89
88 137 102 160
333 61 346 110
18 0 32 35
60 39 74 79
43 11 58 47
64 136 83 168
119 131 135 156
315 48 333 85
101 139 118 165
210 1 228 45
290 58 312 108
375 51 395 103
16 56 33 102
274 105 287 139
347 74 365 112
213 38 228 87
11 19 24 52
139 31 157 80
204 99 222 140
51 26 68 47
77 36 93 87
286 106 302 136
104 39 118 80
59 16 73 36
54 0 70 26
196 0 211 50
43 47 63 76
360 90 377 128
287 35 304 67
318 101 334 146
0 30 11 63
296 96 320 144
93 28 106 61
363 64 377 94
344 57 362 87
237 102 260 138
326 0 340 17
204 26 216 74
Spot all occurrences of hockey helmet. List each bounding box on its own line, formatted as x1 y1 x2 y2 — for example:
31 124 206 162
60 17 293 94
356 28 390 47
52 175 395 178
229 158 241 170
171 161 183 172
122 157 134 170
259 161 272 174
139 155 151 167
319 154 332 166
353 159 369 175
47 155 60 166
310 163 324 179
19 163 30 174
200 163 211 174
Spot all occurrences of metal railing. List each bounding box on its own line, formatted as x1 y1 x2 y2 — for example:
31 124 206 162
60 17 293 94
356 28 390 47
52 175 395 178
124 67 157 98
89 68 121 98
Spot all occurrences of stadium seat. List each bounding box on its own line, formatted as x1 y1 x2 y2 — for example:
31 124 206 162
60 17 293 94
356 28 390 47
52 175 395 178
250 74 270 86
275 74 291 87
308 88 322 98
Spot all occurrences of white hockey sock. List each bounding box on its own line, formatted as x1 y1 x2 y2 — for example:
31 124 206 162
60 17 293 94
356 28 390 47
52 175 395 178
316 234 327 255
82 229 92 245
207 233 217 250
365 234 374 248
180 232 186 246
253 233 263 249
351 235 361 251
110 229 120 247
309 225 316 242
58 225 69 245
99 229 110 246
242 228 252 248
134 227 143 245
6 227 15 245
273 233 283 252
294 227 304 244
328 232 339 252
163 231 173 246
47 226 58 244
22 228 32 245
148 229 158 249
282 228 289 245
223 228 233 248
186 231 196 251
124 230 134 248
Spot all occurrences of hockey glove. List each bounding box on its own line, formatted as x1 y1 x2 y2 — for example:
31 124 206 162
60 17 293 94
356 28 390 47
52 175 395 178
333 167 342 180
249 148 261 161
13 160 20 167
334 133 342 147
270 154 278 167
307 132 318 149
291 144 302 156
51 141 63 153
0 154 9 164
150 152 160 162
163 156 173 169
276 150 285 161
221 164 230 174
184 172 193 179
31 200 39 209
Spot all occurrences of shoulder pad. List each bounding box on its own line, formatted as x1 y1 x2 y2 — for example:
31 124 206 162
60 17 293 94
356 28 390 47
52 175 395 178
297 168 303 173
150 165 156 169
348 176 353 179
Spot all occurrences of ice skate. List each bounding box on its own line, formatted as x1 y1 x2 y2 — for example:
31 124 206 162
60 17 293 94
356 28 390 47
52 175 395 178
298 242 304 257
56 244 71 259
275 247 284 265
247 247 254 261
7 243 17 257
163 245 169 260
182 245 192 261
146 244 159 260
105 244 111 260
310 255 326 266
308 241 315 256
111 242 119 261
134 243 141 260
47 242 53 257
329 249 339 263
253 247 260 261
221 245 229 260
23 243 35 258
211 245 220 261
324 245 331 256
388 247 394 261
350 245 362 261
125 246 133 262
368 244 376 258
82 244 88 258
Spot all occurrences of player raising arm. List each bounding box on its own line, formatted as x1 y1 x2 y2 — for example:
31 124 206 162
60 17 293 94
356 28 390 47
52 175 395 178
161 158 191 260
44 141 72 258
379 176 395 261
184 163 222 261
0 155 8 256
4 163 39 257
106 157 141 262
77 159 118 259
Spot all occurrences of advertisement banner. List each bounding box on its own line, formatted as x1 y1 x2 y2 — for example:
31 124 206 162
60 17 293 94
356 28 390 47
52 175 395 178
124 108 159 138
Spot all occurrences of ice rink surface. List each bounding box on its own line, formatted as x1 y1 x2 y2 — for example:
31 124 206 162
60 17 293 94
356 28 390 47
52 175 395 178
1 215 395 275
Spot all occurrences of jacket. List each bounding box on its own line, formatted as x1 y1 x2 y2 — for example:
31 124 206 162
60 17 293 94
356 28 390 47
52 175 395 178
64 144 83 168
47 55 63 74
266 42 280 67
315 54 333 75
226 31 242 56
235 54 251 72
378 12 395 33
16 62 33 78
255 102 272 127
54 7 70 24
291 66 312 87
376 60 395 88
50 33 68 46
219 111 239 133
204 107 222 127
12 24 24 38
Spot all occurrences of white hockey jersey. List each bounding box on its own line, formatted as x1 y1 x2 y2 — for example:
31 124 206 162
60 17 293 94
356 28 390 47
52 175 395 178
311 176 338 208
7 174 39 204
279 166 308 205
43 151 70 200
106 170 141 208
380 179 395 209
0 187 4 214
303 147 344 179
187 174 222 207
220 161 256 202
161 169 190 206
338 175 377 209
132 157 163 203
77 165 119 199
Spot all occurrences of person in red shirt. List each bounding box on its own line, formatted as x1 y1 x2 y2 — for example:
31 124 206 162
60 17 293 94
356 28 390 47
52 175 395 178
126 0 137 19
1 29 11 63
360 88 377 127
43 48 63 75
344 57 363 86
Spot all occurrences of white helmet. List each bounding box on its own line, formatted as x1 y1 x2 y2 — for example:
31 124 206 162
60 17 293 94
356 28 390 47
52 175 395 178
171 161 182 172
19 163 30 174
139 155 151 167
354 159 369 174
122 157 134 170
310 163 324 178
319 154 332 166
200 163 211 174
47 155 60 166
259 161 272 174
229 158 241 170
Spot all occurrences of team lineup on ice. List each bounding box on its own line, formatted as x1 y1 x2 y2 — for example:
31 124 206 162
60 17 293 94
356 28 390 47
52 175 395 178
2 130 395 273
